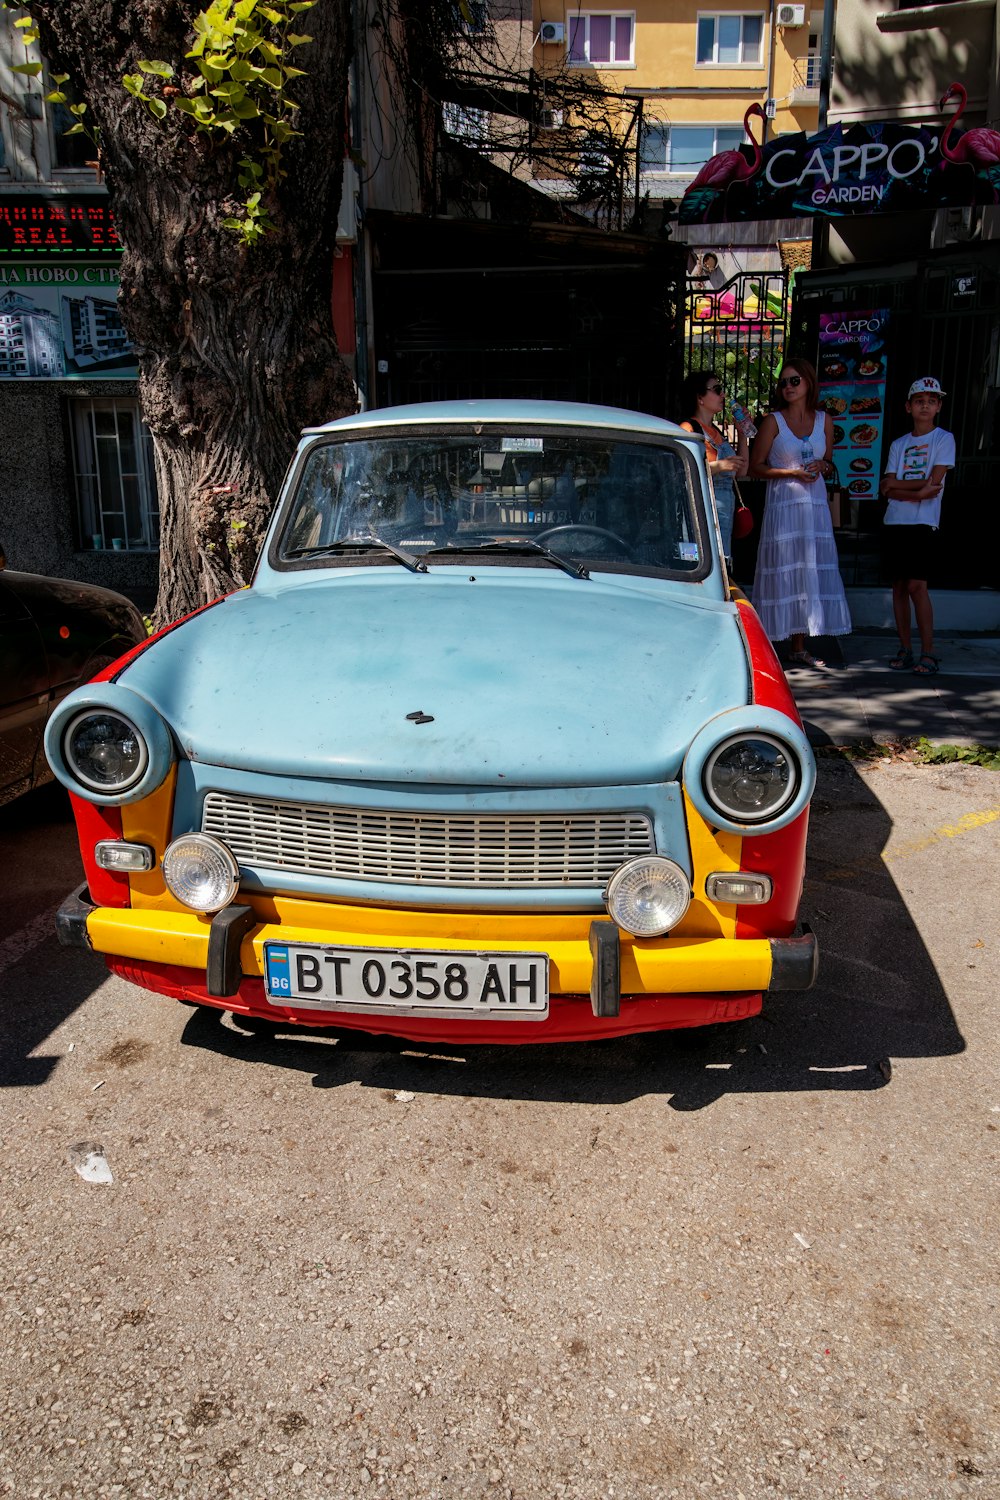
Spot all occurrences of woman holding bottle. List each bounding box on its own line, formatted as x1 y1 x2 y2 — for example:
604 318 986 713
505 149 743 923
678 369 748 555
750 358 851 668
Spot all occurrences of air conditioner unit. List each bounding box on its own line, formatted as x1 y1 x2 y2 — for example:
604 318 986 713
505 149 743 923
539 108 565 130
540 20 565 44
777 4 806 25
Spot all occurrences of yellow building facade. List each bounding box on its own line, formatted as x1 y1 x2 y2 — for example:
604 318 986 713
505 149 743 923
534 4 823 205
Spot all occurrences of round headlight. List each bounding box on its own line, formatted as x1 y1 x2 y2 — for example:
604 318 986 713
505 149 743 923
64 710 148 793
704 733 798 823
605 856 691 937
162 834 239 913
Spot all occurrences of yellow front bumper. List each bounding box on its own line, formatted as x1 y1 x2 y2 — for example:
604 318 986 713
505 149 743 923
84 893 777 996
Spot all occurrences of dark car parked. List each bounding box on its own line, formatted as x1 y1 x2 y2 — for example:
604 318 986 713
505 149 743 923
0 544 147 807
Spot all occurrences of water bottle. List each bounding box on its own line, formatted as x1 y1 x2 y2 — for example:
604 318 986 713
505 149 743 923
731 402 757 440
800 438 814 473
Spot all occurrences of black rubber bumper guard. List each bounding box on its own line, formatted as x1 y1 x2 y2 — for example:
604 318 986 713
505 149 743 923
57 887 817 1012
56 883 256 999
587 919 818 1018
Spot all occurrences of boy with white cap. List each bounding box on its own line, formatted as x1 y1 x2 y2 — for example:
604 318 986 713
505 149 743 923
881 376 955 675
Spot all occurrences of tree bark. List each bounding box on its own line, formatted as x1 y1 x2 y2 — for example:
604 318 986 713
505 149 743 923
29 1 358 624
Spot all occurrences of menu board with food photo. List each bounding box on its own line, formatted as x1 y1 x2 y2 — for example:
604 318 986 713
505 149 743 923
817 309 890 508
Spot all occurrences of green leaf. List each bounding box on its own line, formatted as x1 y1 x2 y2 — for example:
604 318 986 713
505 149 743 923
147 97 168 119
259 5 286 20
64 122 86 135
123 74 146 97
282 65 307 78
13 15 35 28
259 66 283 88
138 59 175 77
196 58 226 84
11 62 43 76
230 59 265 80
287 33 312 45
44 90 68 104
68 102 88 116
172 96 200 116
52 73 70 85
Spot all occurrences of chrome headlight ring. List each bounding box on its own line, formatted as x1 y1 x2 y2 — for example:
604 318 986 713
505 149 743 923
684 707 816 834
44 684 174 806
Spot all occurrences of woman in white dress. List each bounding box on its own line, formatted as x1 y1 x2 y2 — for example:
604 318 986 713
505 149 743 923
750 358 851 668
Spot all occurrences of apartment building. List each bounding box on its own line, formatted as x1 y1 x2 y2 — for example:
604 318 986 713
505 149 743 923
533 3 825 268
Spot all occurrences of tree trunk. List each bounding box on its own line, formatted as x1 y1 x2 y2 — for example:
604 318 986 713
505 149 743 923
30 1 357 625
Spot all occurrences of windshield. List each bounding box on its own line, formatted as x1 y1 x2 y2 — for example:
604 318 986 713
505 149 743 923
276 428 708 577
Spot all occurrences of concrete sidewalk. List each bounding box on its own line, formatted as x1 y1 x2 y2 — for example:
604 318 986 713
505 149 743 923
780 633 1000 748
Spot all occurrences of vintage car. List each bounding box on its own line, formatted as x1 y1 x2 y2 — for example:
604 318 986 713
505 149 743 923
47 400 817 1044
0 544 147 808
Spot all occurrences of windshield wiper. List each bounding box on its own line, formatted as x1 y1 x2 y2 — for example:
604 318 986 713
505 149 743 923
420 540 589 581
286 529 427 573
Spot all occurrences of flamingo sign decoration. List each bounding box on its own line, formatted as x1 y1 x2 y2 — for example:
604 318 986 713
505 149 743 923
939 83 1000 168
688 103 768 190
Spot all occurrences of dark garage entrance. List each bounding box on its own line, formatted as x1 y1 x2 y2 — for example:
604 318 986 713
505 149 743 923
370 213 687 419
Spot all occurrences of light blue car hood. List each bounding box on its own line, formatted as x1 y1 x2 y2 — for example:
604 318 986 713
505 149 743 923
119 570 750 787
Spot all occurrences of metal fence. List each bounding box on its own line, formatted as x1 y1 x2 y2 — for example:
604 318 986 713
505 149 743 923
682 269 790 437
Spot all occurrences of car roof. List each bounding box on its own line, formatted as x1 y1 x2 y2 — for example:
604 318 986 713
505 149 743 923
302 399 695 442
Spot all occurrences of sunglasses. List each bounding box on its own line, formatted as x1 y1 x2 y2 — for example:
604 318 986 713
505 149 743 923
705 383 724 394
780 375 802 387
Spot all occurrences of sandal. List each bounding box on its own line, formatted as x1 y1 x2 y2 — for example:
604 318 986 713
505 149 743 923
788 650 827 669
889 646 913 670
913 654 940 676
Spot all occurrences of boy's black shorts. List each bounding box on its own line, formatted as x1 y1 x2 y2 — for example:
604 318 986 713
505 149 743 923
882 523 936 583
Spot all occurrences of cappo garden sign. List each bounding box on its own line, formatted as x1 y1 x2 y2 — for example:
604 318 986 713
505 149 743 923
679 84 1000 225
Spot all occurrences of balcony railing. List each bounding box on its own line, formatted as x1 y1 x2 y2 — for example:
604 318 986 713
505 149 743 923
790 53 822 101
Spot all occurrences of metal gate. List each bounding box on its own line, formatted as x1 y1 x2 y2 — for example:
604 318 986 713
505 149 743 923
794 246 1000 590
683 269 790 434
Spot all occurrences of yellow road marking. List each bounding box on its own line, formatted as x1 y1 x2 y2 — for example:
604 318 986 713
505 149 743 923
883 805 1000 864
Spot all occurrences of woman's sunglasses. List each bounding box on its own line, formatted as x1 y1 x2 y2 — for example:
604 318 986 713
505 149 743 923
705 383 724 394
780 375 802 387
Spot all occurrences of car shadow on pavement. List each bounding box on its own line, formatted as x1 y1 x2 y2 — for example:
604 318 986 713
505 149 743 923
180 756 965 1112
0 782 110 1088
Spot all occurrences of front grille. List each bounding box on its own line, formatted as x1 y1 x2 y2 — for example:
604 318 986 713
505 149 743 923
201 791 655 888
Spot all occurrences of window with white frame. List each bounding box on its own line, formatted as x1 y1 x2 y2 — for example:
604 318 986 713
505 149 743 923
641 123 746 176
696 13 764 66
442 102 491 146
71 398 159 552
0 12 96 180
568 12 635 66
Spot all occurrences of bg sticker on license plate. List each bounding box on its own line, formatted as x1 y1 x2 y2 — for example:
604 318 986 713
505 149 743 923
263 941 549 1020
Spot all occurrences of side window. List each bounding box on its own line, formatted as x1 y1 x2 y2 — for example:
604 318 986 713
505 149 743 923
0 14 95 180
70 398 159 552
696 14 764 66
568 12 635 66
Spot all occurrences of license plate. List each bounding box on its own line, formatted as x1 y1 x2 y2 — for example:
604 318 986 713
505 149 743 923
263 942 549 1020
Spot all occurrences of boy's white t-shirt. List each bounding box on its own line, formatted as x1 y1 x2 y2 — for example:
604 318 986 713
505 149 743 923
883 426 955 529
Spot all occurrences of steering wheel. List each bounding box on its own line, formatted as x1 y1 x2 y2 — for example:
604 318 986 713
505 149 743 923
534 524 636 561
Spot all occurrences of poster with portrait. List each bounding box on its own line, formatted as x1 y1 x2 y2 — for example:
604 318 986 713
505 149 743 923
817 309 890 507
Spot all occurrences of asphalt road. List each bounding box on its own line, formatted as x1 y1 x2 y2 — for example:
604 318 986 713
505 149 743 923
1 762 998 1500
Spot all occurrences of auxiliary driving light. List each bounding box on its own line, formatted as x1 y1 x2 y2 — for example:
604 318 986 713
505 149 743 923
161 834 240 913
604 856 691 938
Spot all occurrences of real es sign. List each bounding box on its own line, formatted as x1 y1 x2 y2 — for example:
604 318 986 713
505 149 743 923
680 119 1000 224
